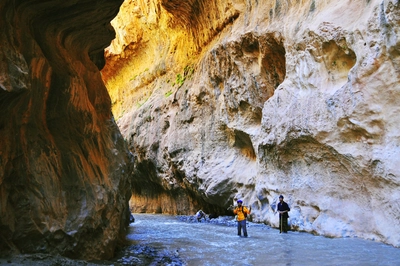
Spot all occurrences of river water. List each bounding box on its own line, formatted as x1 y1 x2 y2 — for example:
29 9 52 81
112 214 400 266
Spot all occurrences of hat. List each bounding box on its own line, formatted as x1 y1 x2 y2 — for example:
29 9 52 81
279 195 284 199
237 200 243 203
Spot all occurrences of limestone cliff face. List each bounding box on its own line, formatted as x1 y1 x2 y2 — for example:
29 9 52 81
104 0 400 247
0 0 132 259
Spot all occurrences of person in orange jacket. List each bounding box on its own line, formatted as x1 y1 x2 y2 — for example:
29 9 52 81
233 200 251 237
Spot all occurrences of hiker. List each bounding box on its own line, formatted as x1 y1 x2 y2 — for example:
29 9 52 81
277 195 290 233
196 210 206 222
233 200 251 237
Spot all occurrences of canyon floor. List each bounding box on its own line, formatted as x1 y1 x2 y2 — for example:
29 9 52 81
2 214 399 266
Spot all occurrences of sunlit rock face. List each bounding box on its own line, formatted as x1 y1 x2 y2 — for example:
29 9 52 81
0 0 133 260
104 0 400 247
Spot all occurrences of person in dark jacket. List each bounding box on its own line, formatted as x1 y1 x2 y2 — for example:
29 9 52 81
277 195 290 233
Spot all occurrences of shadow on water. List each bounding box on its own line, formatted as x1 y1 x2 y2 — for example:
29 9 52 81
109 214 400 266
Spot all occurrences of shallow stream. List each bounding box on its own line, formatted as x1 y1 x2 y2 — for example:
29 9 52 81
112 214 400 266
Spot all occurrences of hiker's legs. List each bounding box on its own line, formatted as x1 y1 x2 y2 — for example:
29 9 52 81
283 217 288 232
241 220 248 237
237 220 247 237
237 221 242 236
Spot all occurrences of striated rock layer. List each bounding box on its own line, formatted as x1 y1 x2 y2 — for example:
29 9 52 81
0 0 133 260
104 0 400 247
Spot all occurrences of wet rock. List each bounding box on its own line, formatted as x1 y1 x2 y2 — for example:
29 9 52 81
129 214 135 223
208 213 219 219
111 244 185 266
0 254 99 265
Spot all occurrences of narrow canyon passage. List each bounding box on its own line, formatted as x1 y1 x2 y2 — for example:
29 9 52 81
113 214 400 266
2 0 400 261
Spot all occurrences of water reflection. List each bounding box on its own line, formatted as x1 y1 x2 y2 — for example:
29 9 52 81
122 214 400 266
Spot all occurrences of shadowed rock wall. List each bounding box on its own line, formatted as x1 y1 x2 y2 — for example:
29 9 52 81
0 0 132 260
104 0 400 247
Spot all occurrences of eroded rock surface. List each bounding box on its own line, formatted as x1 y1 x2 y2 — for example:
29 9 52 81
0 0 132 260
104 0 400 247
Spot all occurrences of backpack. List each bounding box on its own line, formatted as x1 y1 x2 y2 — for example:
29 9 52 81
242 206 247 218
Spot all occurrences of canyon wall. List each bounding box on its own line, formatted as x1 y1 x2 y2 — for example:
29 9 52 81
0 0 132 259
104 0 400 247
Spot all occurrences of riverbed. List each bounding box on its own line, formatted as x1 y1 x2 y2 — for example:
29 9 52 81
112 213 400 266
2 213 400 265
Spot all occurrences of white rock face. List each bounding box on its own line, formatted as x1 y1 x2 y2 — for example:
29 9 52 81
104 0 400 247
